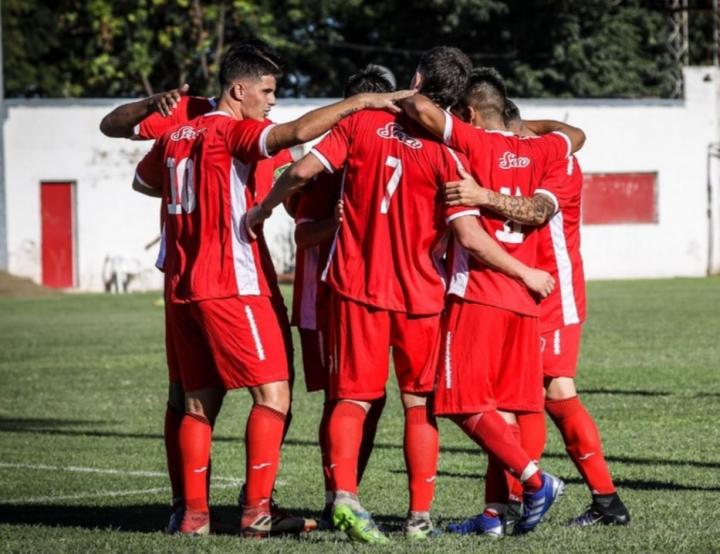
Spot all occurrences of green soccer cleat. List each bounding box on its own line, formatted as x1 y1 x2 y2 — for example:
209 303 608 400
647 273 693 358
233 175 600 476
332 503 389 544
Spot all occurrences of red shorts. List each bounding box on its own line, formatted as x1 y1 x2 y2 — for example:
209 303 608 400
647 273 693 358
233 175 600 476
165 296 290 392
541 324 582 378
327 293 441 401
299 328 329 392
434 300 543 416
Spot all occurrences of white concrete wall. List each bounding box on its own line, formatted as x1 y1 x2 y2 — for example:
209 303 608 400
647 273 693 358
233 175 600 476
3 67 719 291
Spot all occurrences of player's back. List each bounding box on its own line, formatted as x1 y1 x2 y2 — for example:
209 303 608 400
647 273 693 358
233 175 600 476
142 111 274 303
314 110 460 315
447 123 568 316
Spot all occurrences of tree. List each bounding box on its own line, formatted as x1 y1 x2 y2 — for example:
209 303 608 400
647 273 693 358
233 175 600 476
2 0 715 99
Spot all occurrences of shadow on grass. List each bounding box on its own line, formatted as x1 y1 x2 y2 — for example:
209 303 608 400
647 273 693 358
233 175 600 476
426 470 720 492
576 388 671 397
0 503 323 536
0 416 116 430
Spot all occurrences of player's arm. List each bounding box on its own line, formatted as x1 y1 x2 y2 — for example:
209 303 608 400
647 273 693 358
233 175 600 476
265 90 413 155
450 215 555 298
523 119 586 153
445 166 555 225
131 141 165 198
245 154 327 237
399 93 446 140
99 84 189 138
295 200 343 249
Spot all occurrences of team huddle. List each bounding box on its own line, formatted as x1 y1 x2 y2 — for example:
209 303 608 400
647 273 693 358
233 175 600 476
100 39 630 542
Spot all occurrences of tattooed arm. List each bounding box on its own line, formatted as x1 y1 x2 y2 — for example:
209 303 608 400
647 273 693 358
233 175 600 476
445 166 556 226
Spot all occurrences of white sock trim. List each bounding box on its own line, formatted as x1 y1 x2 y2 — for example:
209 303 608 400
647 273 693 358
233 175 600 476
520 462 539 483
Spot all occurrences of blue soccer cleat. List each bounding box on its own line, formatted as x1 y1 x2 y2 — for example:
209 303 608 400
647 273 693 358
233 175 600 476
447 512 503 537
513 472 565 535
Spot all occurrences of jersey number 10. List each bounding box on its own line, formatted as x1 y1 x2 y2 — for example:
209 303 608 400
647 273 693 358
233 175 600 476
166 157 196 214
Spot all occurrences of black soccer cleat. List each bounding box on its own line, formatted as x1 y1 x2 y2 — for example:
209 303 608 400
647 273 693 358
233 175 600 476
568 493 631 527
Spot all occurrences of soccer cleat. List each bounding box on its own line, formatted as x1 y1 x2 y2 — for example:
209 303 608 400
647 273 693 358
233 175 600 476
178 507 210 536
513 472 565 535
568 494 630 527
166 505 185 534
404 514 441 540
269 499 317 534
332 503 389 544
447 512 503 537
241 505 273 538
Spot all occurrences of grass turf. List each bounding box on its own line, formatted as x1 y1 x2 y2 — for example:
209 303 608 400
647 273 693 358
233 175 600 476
0 278 719 552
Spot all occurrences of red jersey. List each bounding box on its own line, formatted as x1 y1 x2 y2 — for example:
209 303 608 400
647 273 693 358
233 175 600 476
311 111 463 315
290 172 342 330
133 96 216 140
537 156 586 331
443 113 571 316
134 95 292 293
135 111 277 303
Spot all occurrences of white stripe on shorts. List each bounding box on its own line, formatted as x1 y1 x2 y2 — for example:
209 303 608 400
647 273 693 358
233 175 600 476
244 305 266 361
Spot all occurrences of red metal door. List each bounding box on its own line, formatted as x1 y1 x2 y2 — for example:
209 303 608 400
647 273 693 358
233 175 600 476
40 181 76 288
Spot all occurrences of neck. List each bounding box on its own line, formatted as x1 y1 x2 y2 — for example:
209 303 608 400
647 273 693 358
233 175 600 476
216 94 245 120
473 113 506 132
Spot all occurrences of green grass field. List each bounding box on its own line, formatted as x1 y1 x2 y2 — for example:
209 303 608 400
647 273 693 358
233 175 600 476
1 278 719 552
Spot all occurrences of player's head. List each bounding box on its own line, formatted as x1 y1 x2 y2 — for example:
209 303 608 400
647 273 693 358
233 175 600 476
219 40 283 121
504 98 535 137
456 67 507 126
411 46 472 108
343 64 395 98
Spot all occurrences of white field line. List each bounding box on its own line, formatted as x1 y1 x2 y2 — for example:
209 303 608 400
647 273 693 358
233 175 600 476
3 483 239 505
0 462 243 482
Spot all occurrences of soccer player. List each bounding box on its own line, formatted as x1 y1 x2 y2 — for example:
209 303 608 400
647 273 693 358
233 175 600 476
401 67 586 536
288 65 396 529
101 41 298 533
131 44 412 537
450 99 630 527
253 47 557 543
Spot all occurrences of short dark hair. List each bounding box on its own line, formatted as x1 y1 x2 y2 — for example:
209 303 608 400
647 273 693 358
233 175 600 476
464 67 507 119
343 65 394 97
219 40 283 88
504 98 521 123
417 46 472 108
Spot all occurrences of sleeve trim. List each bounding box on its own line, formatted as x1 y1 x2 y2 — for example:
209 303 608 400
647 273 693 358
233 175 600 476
552 131 572 158
446 209 481 224
309 148 334 174
534 189 559 214
443 111 453 145
295 218 317 225
134 171 157 190
258 123 277 158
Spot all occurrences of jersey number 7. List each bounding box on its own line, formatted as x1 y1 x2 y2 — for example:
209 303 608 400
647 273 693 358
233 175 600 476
380 156 402 214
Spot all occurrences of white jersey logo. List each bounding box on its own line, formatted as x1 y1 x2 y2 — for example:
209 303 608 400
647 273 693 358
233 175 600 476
377 122 422 150
170 126 203 141
498 151 530 169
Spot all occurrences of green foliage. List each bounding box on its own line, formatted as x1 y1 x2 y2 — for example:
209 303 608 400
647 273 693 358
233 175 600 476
1 0 715 98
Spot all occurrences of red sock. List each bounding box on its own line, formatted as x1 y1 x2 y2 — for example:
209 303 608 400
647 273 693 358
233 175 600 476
546 396 616 495
319 401 334 493
454 411 542 492
328 400 366 494
164 404 184 505
179 413 212 513
404 405 439 512
358 395 385 484
245 405 286 508
485 455 510 507
518 411 547 462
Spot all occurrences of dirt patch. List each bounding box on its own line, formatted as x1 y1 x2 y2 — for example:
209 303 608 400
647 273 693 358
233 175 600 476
0 272 58 298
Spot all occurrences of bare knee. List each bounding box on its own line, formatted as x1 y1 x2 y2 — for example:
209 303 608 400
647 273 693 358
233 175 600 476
185 388 224 421
250 380 291 414
545 377 577 401
401 392 428 409
498 410 517 424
